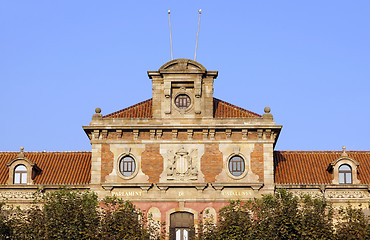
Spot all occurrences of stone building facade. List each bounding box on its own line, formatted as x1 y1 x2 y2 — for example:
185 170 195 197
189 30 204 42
0 59 369 239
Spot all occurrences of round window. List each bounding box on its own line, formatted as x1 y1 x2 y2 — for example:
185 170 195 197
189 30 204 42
119 156 136 177
175 94 191 109
228 156 245 176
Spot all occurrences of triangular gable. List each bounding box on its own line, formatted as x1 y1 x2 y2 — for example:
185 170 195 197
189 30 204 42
103 98 261 119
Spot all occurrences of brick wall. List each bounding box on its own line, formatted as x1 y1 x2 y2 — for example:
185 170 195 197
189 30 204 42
251 144 263 181
141 144 163 183
201 144 223 182
101 144 114 183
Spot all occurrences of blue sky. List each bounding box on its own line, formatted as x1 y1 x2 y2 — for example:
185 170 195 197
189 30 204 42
1 1 369 152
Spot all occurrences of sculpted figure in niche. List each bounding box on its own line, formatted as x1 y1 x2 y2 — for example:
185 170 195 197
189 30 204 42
166 147 198 181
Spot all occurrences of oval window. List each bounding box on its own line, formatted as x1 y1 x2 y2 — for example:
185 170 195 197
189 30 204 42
228 156 245 176
119 156 136 177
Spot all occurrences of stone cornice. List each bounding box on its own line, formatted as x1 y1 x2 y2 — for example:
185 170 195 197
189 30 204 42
83 125 282 130
101 183 153 192
211 183 264 191
276 184 370 191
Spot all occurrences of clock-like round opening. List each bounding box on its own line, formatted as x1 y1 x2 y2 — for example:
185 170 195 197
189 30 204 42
175 94 191 109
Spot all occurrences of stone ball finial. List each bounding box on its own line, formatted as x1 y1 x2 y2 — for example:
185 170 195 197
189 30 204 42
17 146 25 158
263 107 273 120
92 107 103 121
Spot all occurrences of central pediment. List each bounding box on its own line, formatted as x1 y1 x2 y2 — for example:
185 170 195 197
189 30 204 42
159 59 206 72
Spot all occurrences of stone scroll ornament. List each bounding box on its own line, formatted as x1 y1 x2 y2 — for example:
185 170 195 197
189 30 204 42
166 147 198 181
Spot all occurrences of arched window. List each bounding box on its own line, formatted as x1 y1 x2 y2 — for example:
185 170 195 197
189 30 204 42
339 164 352 184
228 155 245 176
119 156 136 177
14 164 27 184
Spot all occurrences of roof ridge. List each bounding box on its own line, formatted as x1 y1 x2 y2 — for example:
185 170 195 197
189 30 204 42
103 98 152 118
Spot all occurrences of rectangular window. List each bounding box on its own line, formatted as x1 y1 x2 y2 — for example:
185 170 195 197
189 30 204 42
345 173 352 184
14 173 21 184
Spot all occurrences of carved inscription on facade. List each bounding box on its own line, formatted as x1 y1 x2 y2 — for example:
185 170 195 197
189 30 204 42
221 190 253 198
166 147 198 181
112 191 143 197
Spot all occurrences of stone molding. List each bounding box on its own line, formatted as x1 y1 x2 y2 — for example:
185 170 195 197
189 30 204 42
156 183 208 192
101 183 153 192
211 183 263 191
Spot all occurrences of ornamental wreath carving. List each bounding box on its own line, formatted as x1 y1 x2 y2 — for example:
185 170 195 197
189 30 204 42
166 147 198 181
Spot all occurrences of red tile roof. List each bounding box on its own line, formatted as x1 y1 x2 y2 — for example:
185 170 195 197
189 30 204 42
274 151 370 184
103 98 261 119
103 99 153 119
213 98 261 118
0 152 91 185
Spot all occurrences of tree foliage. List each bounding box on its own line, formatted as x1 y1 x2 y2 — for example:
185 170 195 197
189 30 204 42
0 188 152 240
197 189 369 240
99 196 150 240
0 188 368 239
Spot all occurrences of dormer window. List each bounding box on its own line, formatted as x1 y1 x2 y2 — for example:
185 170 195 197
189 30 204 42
338 164 352 184
7 147 41 185
329 146 360 184
14 164 27 184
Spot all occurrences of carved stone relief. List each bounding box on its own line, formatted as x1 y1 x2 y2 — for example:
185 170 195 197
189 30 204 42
166 147 198 181
160 144 204 183
325 191 368 199
0 191 36 201
291 191 323 199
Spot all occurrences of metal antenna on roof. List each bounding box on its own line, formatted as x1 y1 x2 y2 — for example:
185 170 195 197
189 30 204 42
194 9 202 61
168 10 173 60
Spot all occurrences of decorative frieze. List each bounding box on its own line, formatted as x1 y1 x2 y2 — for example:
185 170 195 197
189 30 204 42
291 191 323 198
0 191 36 201
89 127 279 142
326 191 368 199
